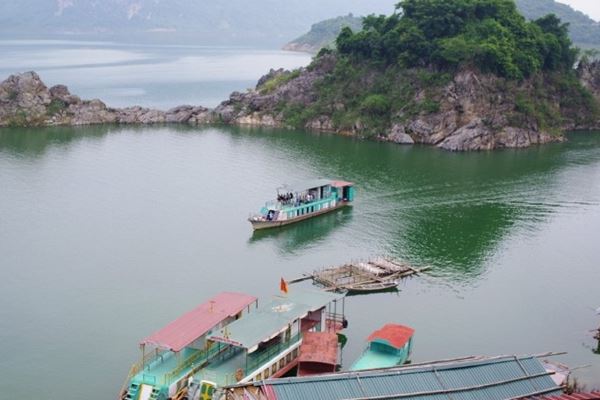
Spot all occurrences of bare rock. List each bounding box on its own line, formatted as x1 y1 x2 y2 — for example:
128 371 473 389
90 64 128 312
388 124 414 144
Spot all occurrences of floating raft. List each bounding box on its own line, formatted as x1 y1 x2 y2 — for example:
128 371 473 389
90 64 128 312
293 257 430 293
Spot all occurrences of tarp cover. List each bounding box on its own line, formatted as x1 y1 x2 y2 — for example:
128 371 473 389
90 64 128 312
141 292 257 352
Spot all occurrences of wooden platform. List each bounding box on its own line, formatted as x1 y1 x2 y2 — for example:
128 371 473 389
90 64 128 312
292 257 430 293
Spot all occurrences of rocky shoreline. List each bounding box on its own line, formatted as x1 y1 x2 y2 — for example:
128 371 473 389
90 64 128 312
3 61 600 151
0 72 214 127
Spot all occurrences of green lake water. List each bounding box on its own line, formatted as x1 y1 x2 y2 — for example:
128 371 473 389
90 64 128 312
1 126 599 398
0 41 599 398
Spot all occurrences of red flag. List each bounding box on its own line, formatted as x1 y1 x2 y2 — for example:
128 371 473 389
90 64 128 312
280 278 289 294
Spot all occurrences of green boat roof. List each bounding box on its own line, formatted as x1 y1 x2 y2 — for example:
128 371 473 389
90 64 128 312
208 289 344 353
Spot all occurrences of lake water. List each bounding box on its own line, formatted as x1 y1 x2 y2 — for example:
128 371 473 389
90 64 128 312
1 42 600 399
0 40 311 108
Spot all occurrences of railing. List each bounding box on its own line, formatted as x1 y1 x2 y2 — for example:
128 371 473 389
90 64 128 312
245 333 301 375
118 363 140 398
163 343 224 385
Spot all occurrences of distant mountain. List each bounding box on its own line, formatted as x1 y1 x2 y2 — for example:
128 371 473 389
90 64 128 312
0 0 396 46
515 0 600 47
284 0 600 53
283 15 363 53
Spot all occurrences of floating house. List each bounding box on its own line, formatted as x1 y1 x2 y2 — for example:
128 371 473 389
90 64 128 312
186 289 346 399
119 292 258 400
249 179 354 230
350 324 414 371
224 354 566 400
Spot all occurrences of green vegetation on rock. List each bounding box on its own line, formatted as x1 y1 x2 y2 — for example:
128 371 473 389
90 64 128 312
336 0 576 80
270 0 599 143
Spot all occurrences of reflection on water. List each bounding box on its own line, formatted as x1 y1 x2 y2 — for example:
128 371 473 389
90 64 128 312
249 207 353 254
1 125 600 398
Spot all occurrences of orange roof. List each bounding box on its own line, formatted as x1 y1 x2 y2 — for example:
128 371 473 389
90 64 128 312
298 331 338 366
367 324 414 349
330 180 354 188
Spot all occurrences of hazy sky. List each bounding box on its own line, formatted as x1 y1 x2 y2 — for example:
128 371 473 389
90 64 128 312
559 0 600 21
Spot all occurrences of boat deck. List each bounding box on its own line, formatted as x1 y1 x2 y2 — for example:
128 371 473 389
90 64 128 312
133 347 200 385
351 350 401 371
197 347 246 386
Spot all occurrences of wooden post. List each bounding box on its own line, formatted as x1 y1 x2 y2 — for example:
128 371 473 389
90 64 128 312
141 343 146 370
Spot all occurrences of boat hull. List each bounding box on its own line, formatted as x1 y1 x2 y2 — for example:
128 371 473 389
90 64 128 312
249 202 351 230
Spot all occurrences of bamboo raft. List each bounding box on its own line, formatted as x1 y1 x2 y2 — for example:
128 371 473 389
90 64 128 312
291 257 430 293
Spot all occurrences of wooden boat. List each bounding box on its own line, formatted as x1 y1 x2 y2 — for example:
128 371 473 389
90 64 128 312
249 179 354 230
350 324 414 371
119 292 258 400
297 331 339 376
299 257 429 294
346 281 399 294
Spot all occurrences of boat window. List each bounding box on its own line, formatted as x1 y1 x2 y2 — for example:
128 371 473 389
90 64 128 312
272 365 277 375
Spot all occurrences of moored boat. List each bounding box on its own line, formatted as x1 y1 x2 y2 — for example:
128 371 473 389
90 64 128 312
119 292 258 400
350 324 414 371
186 289 347 399
249 179 355 230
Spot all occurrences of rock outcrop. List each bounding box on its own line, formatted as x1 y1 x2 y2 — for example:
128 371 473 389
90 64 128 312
2 62 600 151
0 72 213 128
211 55 600 151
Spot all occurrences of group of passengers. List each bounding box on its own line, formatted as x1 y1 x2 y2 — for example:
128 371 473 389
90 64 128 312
277 192 294 203
277 191 318 207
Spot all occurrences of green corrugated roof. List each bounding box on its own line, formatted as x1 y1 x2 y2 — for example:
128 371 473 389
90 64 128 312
250 355 563 400
208 289 343 352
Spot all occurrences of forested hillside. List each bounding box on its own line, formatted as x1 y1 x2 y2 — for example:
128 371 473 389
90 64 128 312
284 0 600 53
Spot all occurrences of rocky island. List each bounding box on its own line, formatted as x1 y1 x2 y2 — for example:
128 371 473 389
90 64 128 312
3 0 600 151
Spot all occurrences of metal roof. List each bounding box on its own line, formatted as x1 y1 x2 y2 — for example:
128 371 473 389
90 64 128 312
140 292 257 352
209 289 343 352
367 324 414 350
525 393 600 400
253 355 563 400
298 331 338 366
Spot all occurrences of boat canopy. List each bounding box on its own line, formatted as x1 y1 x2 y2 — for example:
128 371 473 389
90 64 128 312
367 324 414 350
209 289 344 353
330 180 354 188
140 292 257 352
278 179 333 194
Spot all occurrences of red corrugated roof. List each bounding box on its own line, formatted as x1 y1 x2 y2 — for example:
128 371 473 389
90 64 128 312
140 292 257 352
525 393 600 400
367 324 414 350
298 331 338 365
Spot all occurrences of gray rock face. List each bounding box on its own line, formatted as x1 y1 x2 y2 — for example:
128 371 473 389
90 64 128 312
1 61 597 151
388 124 414 145
213 54 337 128
0 71 216 128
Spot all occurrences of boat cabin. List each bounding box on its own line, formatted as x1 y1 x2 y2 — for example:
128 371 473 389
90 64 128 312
120 292 258 400
187 289 346 394
350 324 414 371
